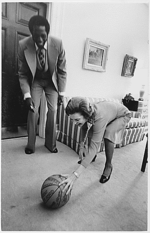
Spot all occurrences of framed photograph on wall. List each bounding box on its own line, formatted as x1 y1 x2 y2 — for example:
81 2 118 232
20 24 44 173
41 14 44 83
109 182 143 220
121 54 138 77
82 38 110 72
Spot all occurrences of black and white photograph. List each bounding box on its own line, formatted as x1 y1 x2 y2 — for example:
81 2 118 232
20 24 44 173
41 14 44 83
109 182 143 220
1 1 149 231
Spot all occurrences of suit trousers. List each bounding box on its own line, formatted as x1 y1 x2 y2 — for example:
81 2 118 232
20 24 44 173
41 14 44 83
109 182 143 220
27 76 58 152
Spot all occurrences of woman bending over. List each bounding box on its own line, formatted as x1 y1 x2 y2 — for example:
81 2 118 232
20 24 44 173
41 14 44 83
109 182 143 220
59 97 131 193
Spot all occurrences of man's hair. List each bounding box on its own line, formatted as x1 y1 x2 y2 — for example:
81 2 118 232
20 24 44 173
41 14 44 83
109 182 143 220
65 97 93 120
28 15 50 34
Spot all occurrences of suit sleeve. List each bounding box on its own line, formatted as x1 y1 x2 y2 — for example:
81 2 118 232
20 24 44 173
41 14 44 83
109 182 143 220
18 42 31 95
81 117 107 168
57 41 67 93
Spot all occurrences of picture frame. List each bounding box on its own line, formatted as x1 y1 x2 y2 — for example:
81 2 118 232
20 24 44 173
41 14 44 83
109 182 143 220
121 54 138 77
82 38 110 72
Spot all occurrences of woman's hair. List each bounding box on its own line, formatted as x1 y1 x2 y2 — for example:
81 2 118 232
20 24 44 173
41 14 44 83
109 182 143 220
28 15 50 35
65 97 93 120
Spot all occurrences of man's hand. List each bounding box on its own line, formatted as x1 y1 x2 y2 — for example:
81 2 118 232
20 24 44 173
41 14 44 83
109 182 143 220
25 98 35 112
58 95 64 106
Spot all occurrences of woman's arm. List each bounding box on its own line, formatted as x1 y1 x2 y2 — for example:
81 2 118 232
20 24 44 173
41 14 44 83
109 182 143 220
59 164 86 194
60 117 108 194
81 117 107 167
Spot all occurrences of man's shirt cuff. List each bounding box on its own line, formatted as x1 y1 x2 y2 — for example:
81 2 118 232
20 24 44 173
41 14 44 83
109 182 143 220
59 92 65 96
24 92 31 100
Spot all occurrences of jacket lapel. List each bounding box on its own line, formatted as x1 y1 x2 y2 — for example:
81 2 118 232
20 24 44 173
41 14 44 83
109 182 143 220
24 37 36 78
24 36 58 79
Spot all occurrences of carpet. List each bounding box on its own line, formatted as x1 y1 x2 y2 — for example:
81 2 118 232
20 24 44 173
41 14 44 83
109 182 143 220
1 136 148 231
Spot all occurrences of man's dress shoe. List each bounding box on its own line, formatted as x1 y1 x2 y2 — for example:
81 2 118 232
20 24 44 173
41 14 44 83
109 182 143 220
45 145 58 153
50 148 58 153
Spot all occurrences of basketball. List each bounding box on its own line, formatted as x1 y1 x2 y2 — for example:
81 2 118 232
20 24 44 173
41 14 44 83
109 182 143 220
41 174 72 209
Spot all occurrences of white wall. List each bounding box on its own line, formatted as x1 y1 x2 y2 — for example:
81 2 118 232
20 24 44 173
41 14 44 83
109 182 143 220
50 2 149 100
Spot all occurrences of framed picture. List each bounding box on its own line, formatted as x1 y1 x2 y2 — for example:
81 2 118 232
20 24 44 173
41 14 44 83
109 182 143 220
82 38 110 72
121 54 138 77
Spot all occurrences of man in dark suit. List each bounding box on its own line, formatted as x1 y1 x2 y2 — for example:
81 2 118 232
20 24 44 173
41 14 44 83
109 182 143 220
18 15 67 154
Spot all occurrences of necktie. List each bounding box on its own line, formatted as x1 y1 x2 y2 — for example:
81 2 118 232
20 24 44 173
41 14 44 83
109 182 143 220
38 48 45 69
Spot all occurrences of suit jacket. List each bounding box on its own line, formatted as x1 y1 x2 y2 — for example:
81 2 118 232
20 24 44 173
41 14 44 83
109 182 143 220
18 35 67 95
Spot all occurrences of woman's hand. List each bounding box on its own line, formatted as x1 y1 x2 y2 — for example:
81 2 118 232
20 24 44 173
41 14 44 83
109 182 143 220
59 173 78 195
79 142 87 161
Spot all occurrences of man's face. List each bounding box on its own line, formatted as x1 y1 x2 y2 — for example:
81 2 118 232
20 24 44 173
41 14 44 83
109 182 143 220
32 25 47 48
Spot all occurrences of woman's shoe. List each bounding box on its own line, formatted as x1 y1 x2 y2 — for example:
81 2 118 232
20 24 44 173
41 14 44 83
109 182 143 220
25 147 34 154
78 155 97 164
78 160 82 164
91 155 97 162
99 166 113 184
